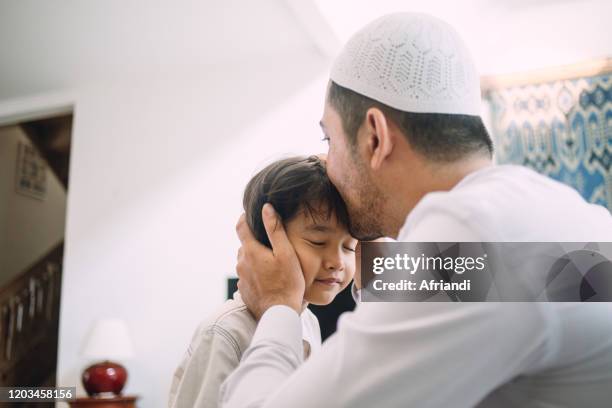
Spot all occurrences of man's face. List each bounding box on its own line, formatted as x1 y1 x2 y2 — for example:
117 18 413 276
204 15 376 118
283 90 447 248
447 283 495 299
320 102 385 241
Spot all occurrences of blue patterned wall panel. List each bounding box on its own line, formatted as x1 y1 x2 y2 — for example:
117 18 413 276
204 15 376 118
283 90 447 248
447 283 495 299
484 72 612 212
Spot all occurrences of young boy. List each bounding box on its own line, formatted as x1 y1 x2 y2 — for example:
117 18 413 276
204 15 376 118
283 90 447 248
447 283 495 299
168 156 357 408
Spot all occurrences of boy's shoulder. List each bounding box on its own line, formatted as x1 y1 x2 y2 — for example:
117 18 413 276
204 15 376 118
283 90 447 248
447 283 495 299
190 293 322 358
168 294 257 407
193 292 258 357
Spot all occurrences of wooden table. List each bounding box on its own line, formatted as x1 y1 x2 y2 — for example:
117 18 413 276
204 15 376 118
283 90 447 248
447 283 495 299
69 396 138 408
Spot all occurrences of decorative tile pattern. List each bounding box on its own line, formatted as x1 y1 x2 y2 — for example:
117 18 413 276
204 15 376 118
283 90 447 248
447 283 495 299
484 73 612 212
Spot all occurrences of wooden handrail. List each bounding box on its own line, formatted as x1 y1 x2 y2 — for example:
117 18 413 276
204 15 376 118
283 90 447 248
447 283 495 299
0 243 63 299
0 242 63 387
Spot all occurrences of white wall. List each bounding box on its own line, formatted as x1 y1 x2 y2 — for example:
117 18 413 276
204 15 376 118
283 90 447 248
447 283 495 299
0 0 319 100
472 0 612 74
0 125 66 286
314 0 612 75
56 53 331 406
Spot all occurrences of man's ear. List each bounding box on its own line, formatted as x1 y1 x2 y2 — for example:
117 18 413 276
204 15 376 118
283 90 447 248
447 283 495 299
363 107 394 170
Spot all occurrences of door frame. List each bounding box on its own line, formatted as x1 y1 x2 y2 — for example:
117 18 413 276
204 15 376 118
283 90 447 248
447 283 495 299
0 90 75 127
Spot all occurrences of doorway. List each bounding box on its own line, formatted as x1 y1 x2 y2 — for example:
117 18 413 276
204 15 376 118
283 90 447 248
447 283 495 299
0 113 72 391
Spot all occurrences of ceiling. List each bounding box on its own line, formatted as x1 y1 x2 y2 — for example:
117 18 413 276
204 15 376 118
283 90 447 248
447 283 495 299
0 0 320 100
1 0 610 102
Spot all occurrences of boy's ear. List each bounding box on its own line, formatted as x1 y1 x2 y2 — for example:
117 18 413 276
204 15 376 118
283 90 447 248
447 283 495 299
363 107 394 171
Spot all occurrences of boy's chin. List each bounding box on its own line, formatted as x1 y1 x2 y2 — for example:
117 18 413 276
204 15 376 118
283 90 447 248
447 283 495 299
304 289 339 306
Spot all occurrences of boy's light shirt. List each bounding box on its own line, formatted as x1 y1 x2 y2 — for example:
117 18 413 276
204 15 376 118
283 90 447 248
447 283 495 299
219 165 612 408
168 292 320 408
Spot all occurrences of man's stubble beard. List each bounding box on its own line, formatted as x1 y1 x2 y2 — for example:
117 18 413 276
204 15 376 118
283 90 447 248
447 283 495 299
345 160 387 241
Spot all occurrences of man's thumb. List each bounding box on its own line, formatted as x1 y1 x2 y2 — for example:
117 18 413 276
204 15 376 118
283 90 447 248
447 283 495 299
262 203 291 255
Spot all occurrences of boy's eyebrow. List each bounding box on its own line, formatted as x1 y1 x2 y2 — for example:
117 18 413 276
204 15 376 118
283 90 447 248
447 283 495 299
306 224 333 232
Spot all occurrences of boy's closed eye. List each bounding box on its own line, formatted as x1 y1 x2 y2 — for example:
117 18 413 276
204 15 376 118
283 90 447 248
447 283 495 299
305 238 326 247
343 239 358 252
304 238 357 252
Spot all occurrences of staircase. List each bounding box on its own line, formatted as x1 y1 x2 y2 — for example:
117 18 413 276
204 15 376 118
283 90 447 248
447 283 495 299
0 244 63 390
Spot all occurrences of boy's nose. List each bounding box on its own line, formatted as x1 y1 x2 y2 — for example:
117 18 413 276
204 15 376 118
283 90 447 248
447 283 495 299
324 250 345 271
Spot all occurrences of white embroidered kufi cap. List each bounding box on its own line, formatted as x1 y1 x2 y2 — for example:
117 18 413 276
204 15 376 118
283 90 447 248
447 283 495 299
330 13 481 116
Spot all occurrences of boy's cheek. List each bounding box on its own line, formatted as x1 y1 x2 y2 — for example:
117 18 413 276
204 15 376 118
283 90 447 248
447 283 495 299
340 275 353 291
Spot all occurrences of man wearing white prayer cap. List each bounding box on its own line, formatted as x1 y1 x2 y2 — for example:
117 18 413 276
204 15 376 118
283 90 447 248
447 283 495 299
223 13 612 408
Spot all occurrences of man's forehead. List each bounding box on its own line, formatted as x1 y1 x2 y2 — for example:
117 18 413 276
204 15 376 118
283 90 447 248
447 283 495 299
319 111 338 136
321 102 342 124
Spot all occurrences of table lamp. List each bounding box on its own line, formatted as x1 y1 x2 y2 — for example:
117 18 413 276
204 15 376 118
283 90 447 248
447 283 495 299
81 318 134 397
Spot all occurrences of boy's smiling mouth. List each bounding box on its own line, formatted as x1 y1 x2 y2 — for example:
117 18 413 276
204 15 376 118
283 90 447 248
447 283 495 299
315 277 342 286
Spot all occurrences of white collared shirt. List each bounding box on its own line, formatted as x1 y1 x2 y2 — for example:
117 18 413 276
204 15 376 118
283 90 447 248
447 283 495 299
219 165 612 408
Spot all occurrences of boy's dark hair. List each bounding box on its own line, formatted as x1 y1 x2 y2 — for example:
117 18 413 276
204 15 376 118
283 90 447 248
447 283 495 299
243 155 350 248
327 81 494 162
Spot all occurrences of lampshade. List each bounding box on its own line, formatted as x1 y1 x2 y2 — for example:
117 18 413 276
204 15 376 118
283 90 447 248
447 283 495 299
81 318 134 361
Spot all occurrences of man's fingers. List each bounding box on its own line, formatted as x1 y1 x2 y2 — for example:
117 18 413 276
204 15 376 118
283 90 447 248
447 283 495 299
235 213 255 245
236 213 268 249
261 203 292 256
237 246 243 261
236 279 244 294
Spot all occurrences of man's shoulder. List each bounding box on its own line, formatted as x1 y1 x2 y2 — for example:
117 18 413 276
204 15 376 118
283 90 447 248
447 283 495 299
401 165 612 241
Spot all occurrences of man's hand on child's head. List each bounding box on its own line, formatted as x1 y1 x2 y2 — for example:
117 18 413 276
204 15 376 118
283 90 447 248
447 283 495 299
235 204 305 320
